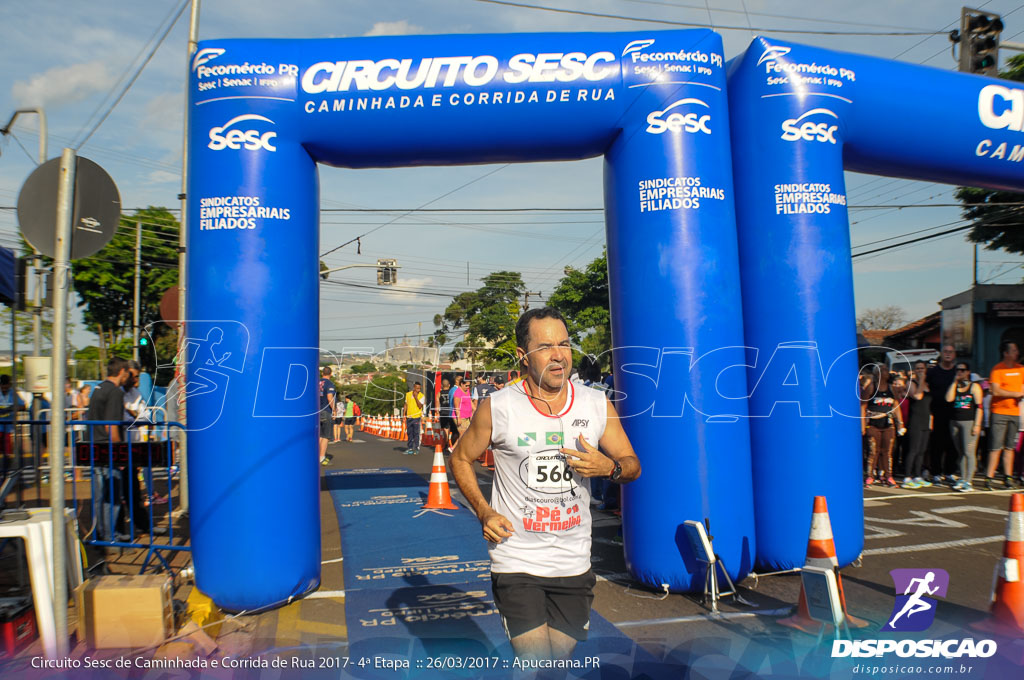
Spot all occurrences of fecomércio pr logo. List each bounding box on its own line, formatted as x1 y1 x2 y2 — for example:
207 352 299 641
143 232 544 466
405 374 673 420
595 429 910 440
883 568 948 632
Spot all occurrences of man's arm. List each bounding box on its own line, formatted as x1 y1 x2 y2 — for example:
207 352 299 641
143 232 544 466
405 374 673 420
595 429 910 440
449 399 514 542
990 383 1024 399
104 390 124 443
560 400 641 482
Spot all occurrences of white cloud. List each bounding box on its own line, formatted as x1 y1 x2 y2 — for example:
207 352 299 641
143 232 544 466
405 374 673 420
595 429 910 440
146 169 179 185
12 61 113 108
363 20 424 36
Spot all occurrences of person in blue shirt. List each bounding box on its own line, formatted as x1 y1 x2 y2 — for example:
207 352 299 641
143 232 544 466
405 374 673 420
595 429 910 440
0 374 26 472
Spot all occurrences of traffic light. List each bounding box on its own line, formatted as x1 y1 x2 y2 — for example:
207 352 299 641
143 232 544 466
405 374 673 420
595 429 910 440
951 8 1003 76
14 257 28 311
377 258 398 285
139 336 151 352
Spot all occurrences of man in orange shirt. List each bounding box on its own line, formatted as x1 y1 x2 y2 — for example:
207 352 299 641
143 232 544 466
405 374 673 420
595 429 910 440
986 341 1024 490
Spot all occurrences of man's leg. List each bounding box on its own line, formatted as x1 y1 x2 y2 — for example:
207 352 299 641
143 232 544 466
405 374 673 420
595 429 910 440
509 624 554 661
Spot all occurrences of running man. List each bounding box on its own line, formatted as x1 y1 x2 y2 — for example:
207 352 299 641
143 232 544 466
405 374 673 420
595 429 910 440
888 571 940 629
450 307 640 662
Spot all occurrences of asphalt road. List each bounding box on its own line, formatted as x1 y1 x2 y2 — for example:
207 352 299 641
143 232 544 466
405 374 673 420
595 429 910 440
318 428 1020 677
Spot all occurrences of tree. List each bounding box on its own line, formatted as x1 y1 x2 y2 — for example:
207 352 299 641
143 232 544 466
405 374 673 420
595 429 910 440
857 305 908 331
548 251 611 365
71 207 180 371
434 271 524 367
336 374 408 416
956 54 1024 255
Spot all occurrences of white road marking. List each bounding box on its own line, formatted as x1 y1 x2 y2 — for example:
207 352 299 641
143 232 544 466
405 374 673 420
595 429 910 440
933 505 1008 517
615 608 791 628
322 557 344 565
307 590 346 599
864 524 905 540
861 535 1004 556
865 510 969 529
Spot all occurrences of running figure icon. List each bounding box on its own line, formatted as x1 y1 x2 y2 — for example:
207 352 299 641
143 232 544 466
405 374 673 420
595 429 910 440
887 571 939 629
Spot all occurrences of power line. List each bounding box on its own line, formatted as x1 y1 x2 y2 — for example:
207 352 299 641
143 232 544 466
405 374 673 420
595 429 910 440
319 164 511 258
469 0 940 35
74 0 190 150
71 0 188 147
617 0 934 31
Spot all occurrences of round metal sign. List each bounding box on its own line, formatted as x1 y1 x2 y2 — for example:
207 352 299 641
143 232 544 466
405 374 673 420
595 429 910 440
16 156 121 260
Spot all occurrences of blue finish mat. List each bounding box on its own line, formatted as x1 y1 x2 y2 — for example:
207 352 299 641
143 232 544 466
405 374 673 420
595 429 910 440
324 468 489 591
326 468 675 679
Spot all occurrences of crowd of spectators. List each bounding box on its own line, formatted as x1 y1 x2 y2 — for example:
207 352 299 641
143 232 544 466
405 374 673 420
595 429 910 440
861 342 1024 492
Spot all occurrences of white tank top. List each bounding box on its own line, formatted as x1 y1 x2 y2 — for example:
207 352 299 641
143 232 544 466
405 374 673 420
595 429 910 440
488 380 608 577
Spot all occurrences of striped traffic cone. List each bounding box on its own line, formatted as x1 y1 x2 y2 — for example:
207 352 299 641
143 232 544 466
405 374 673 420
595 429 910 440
423 445 459 510
972 493 1024 637
778 496 868 633
480 448 495 469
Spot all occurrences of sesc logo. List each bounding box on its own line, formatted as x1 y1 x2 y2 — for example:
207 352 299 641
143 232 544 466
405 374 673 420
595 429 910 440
780 108 839 144
646 98 712 135
193 47 226 72
208 115 278 152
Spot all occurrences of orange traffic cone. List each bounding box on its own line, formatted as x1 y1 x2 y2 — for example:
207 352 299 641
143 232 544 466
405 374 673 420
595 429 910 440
972 493 1024 637
481 448 495 469
423 445 459 510
778 496 868 633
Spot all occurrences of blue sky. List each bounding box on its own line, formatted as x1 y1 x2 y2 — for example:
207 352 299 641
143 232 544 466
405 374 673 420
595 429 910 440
2 0 1023 354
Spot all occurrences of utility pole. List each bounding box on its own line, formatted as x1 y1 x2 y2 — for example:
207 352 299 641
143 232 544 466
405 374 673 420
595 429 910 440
174 0 202 513
522 291 542 312
133 220 141 361
2 108 48 429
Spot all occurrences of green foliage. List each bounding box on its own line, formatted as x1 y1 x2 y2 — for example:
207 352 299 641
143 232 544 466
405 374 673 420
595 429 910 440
347 361 377 374
72 207 179 369
335 374 408 415
435 271 524 366
956 54 1024 257
548 251 611 367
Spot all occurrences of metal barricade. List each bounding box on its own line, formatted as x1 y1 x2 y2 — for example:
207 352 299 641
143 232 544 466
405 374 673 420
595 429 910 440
1 419 189 575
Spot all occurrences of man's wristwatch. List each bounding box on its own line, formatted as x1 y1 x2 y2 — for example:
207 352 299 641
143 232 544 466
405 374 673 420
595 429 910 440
608 460 622 482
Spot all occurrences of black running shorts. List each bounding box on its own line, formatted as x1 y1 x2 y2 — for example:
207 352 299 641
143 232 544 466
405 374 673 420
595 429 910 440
319 414 333 440
491 570 596 641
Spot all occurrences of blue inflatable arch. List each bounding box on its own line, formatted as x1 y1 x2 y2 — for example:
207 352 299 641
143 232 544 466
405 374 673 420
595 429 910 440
187 30 754 610
727 38 1024 572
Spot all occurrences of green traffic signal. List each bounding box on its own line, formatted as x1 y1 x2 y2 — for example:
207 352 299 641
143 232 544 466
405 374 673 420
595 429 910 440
139 337 150 347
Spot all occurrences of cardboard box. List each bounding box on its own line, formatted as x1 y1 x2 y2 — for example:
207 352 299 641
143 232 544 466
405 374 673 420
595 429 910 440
75 574 173 649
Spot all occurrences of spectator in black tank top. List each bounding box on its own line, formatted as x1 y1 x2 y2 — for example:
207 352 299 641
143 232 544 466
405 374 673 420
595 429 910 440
946 362 983 492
